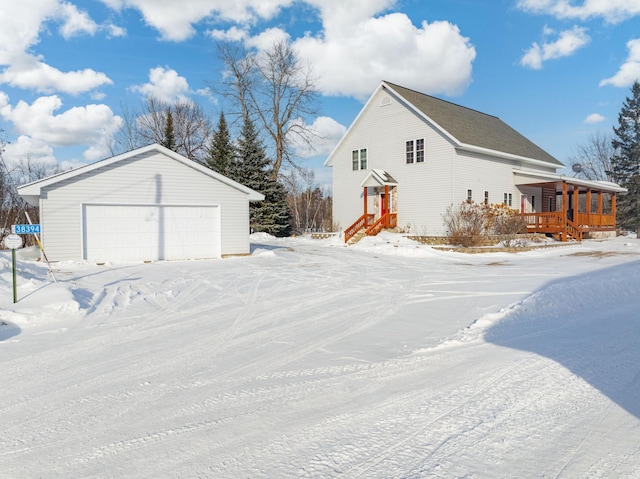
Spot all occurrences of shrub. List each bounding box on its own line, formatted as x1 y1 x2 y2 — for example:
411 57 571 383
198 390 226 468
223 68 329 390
443 201 490 247
488 203 528 247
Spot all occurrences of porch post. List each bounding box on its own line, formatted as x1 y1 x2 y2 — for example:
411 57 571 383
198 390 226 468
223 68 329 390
384 184 389 227
572 186 579 223
598 191 603 227
586 189 592 218
612 193 616 228
363 186 368 219
562 182 568 241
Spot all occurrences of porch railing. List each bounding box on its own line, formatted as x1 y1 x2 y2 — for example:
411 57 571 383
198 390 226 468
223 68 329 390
522 212 584 241
576 212 615 229
365 213 398 237
522 212 564 233
344 214 375 243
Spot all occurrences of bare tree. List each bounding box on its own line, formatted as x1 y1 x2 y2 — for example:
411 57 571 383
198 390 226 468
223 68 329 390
217 42 255 127
217 40 320 180
113 95 212 162
111 101 142 155
0 139 62 245
567 132 615 182
283 168 332 234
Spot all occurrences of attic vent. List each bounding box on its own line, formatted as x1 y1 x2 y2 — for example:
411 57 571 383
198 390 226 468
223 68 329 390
380 95 391 106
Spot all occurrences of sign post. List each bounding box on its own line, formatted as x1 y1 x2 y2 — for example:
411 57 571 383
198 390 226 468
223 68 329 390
4 234 23 303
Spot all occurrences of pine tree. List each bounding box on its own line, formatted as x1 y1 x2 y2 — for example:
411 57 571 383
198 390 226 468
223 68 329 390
235 117 291 236
206 112 234 175
162 109 176 151
611 80 640 230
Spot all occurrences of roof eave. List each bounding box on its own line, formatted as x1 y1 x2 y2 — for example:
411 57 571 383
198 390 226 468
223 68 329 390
514 169 627 193
17 143 264 200
459 144 563 169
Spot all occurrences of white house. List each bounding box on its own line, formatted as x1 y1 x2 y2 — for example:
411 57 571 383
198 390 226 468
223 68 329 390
18 144 264 262
325 81 626 242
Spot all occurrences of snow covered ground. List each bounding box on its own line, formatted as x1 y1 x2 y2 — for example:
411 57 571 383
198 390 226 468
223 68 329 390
1 233 639 478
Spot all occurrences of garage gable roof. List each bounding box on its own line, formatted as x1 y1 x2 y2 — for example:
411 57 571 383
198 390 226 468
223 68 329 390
18 143 265 201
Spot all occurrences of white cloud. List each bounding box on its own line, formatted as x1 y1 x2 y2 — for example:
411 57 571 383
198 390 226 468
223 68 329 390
1 135 56 169
0 92 122 160
246 28 290 51
99 0 294 41
0 1 112 94
584 113 605 124
291 116 347 158
131 66 191 103
520 26 590 69
208 26 248 42
102 1 474 99
516 0 640 23
57 2 99 38
0 56 112 94
106 23 127 38
293 13 475 99
599 39 640 87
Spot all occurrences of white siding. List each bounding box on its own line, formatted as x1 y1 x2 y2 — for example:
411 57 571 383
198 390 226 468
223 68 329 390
330 87 557 236
40 151 250 261
331 88 458 236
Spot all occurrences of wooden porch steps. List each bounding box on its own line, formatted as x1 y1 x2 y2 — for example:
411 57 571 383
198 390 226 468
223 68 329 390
347 229 367 245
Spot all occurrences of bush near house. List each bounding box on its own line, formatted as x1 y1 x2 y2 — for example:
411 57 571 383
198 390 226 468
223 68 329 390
443 201 527 247
487 203 528 247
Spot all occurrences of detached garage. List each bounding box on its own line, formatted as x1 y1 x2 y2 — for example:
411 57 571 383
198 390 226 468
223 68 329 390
18 144 264 262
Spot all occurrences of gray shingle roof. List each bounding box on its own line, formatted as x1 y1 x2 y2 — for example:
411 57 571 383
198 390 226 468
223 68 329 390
384 81 564 167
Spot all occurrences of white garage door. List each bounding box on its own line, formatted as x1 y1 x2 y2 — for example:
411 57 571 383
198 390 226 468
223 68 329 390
83 204 221 262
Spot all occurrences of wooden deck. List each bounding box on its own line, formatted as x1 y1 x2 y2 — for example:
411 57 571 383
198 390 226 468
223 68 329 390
522 212 615 241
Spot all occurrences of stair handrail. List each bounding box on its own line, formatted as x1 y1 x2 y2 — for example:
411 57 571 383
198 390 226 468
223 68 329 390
366 214 388 237
566 218 583 241
344 214 367 243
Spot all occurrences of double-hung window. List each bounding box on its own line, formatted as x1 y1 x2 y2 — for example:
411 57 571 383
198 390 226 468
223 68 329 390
359 149 367 170
416 139 424 162
406 140 414 164
406 138 425 164
352 148 367 170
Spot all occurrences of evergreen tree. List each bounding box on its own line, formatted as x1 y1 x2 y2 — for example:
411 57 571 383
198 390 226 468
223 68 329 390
162 109 176 151
611 80 640 230
235 116 291 237
206 112 234 175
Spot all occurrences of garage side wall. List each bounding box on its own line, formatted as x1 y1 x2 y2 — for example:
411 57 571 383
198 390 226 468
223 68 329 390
40 151 250 261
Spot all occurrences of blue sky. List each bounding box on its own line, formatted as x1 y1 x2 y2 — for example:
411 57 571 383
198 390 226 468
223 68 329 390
1 0 639 187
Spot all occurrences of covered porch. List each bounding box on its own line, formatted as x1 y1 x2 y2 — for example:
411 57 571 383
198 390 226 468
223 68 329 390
514 171 627 241
344 169 398 243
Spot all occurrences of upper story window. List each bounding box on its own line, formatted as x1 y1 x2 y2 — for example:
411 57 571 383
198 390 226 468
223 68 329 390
416 138 425 163
359 148 367 170
406 138 425 164
406 140 414 164
352 148 367 171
